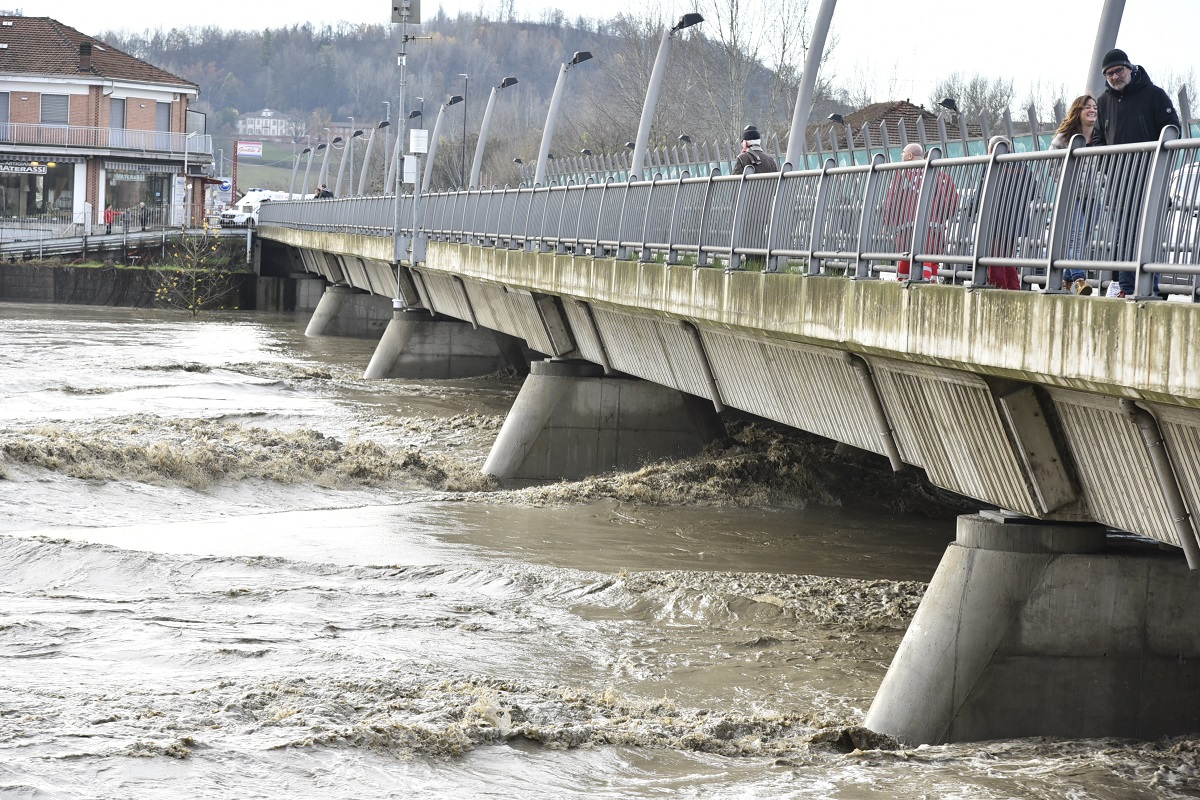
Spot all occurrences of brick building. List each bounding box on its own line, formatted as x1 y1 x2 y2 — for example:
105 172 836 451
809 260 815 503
0 15 212 233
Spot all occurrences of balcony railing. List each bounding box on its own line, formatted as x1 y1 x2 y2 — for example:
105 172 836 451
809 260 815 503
0 123 213 157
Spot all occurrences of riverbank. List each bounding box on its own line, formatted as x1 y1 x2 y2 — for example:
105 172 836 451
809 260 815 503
0 260 257 309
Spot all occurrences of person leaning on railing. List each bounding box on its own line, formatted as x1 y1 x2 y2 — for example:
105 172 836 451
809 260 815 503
1092 48 1181 297
1049 95 1100 295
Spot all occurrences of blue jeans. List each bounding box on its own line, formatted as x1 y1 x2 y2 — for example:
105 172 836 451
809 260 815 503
1063 199 1098 284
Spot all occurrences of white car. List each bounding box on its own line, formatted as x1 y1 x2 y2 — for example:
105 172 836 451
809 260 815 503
219 189 290 228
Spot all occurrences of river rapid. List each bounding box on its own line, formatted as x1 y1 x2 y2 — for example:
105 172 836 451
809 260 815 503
1 301 1198 799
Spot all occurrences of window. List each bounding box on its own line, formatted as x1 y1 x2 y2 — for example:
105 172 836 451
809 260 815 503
41 94 69 125
156 102 171 131
0 92 8 142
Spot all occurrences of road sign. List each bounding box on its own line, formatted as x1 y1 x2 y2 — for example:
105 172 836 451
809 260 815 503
220 179 232 192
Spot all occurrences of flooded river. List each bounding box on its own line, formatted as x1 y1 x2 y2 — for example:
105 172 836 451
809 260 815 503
1 302 1197 798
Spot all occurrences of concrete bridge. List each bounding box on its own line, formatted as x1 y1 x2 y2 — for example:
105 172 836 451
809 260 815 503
255 132 1200 746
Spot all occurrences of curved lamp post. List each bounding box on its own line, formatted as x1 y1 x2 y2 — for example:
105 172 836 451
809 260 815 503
357 120 389 196
289 147 311 199
534 51 593 187
303 143 326 196
469 76 518 189
784 0 837 169
422 94 463 193
335 129 365 196
629 13 702 181
318 136 341 189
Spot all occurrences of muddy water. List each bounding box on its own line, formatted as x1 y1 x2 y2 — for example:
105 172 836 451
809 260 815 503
1 301 1198 799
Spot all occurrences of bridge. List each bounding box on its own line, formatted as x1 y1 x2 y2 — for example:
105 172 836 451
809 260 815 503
253 129 1200 746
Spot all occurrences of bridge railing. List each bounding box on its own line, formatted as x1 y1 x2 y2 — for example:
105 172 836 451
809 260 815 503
259 128 1200 298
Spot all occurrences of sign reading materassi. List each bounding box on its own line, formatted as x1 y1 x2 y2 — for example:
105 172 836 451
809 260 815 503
236 141 263 158
0 163 47 174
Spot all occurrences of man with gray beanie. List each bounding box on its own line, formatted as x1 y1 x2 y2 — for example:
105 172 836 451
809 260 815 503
1093 48 1180 296
733 125 779 174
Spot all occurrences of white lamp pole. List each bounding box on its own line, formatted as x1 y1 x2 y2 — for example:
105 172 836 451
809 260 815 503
469 76 518 189
534 52 592 187
629 13 703 182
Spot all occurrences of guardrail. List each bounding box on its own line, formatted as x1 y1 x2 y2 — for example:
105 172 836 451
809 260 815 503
0 123 213 156
259 127 1200 299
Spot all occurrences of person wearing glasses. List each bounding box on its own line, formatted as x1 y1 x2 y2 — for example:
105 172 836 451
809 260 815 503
1093 49 1180 296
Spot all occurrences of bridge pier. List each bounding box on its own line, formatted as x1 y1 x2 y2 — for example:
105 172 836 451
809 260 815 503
866 513 1200 744
482 359 724 481
303 284 393 339
363 308 523 379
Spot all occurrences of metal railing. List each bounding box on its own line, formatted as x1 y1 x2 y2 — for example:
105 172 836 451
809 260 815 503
259 127 1200 299
0 123 213 156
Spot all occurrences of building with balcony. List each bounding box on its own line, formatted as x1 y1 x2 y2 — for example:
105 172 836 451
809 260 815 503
236 108 303 141
0 15 213 237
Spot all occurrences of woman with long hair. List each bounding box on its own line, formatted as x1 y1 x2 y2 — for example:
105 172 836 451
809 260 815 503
1050 95 1100 293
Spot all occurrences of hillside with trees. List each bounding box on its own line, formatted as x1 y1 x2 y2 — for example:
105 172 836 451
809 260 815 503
99 7 846 191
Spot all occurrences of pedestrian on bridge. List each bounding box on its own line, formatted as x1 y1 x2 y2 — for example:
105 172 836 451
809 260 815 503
103 204 116 235
1050 95 1100 295
733 126 778 175
1093 48 1180 297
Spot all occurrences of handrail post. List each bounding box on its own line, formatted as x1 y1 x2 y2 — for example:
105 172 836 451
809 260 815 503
906 146 943 283
1133 125 1181 299
1044 134 1087 293
763 165 789 273
694 169 718 267
726 167 752 271
971 140 1008 287
665 174 687 265
806 158 837 275
852 153 888 279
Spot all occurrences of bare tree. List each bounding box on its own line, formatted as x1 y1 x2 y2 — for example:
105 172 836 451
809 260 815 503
149 233 247 317
929 72 1015 123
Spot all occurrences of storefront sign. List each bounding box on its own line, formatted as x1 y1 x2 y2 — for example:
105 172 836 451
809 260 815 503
112 173 146 182
0 163 47 174
236 141 263 158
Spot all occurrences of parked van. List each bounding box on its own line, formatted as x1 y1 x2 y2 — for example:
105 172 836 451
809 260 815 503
219 189 290 228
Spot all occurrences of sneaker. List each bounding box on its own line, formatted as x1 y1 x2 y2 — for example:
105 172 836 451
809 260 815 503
1072 278 1092 296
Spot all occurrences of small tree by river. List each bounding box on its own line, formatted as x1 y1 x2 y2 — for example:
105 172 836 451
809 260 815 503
148 232 247 317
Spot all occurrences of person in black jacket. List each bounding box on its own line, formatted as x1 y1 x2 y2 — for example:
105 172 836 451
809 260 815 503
1092 49 1180 147
1092 49 1181 297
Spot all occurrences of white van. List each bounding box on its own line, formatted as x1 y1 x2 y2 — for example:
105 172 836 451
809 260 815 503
219 189 290 228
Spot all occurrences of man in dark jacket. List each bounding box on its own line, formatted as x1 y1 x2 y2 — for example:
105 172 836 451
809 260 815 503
1092 48 1181 296
1092 49 1179 147
733 126 778 175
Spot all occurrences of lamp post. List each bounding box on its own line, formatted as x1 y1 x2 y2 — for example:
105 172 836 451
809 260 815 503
629 13 703 181
829 113 853 159
181 130 198 228
458 73 469 188
335 128 364 196
939 97 969 148
534 50 593 187
303 143 325 196
316 136 340 190
358 121 389 196
422 94 463 193
785 0 837 169
289 147 311 199
469 76 518 189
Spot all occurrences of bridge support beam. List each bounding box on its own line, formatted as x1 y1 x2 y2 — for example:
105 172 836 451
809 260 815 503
482 359 724 481
866 513 1200 744
364 308 522 379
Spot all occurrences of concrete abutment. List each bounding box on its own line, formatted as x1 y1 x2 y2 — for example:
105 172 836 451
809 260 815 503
363 308 519 379
866 513 1200 744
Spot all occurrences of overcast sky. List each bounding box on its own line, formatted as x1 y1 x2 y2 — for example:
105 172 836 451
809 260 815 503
32 0 1200 110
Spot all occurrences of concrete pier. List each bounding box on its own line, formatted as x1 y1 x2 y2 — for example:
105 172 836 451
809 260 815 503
363 308 517 379
482 359 724 480
865 513 1200 744
304 284 392 338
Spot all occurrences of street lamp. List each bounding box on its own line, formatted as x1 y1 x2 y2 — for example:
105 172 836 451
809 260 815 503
318 135 340 189
358 120 389 196
629 12 703 181
828 113 852 153
335 128 364 196
303 143 325 196
534 50 593 187
939 97 969 145
422 94 464 192
469 76 518 189
181 130 198 228
784 0 837 169
289 147 311 199
458 73 469 188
